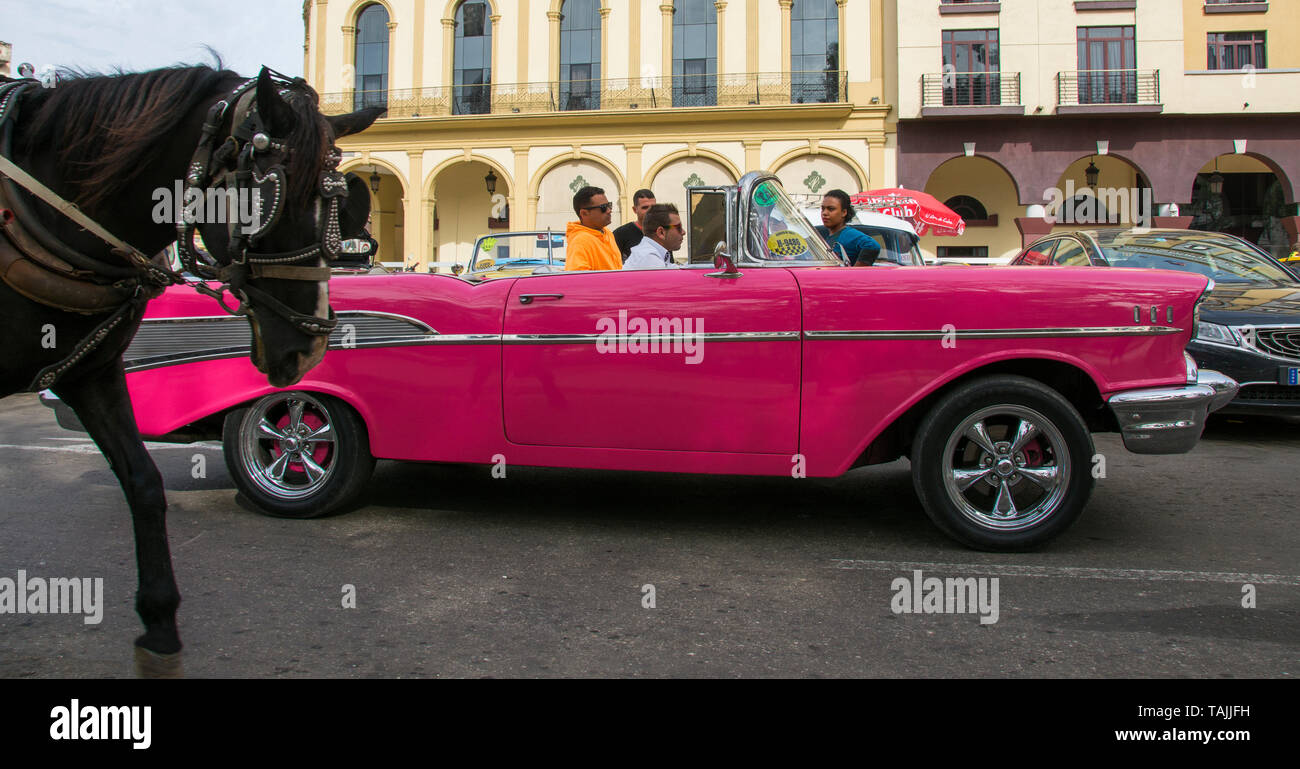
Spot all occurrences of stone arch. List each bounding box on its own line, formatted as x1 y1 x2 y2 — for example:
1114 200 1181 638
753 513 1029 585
771 150 867 207
529 150 627 204
923 155 1023 262
549 0 610 12
644 148 741 187
1188 151 1294 207
424 154 514 201
346 0 395 26
1051 154 1152 226
340 156 408 264
443 0 501 19
645 154 738 218
771 146 868 192
340 156 409 200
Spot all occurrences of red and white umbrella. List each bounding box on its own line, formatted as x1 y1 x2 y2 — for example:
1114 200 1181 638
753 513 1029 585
850 188 966 237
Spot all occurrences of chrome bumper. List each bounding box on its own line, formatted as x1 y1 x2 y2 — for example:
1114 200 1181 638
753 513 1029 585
1107 370 1239 455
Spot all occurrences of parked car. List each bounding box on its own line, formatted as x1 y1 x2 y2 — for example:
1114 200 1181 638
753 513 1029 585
54 174 1237 551
1010 228 1300 415
461 230 567 278
800 207 926 266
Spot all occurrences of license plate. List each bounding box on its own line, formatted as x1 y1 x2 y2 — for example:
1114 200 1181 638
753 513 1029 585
1282 367 1300 386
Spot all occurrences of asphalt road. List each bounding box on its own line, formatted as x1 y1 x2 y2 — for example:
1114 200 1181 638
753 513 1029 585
0 392 1296 678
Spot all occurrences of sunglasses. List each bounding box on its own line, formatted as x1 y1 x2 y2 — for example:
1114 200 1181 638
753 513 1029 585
582 203 613 213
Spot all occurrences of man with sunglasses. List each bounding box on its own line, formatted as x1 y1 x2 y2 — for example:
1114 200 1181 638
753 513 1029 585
565 186 623 271
624 204 684 269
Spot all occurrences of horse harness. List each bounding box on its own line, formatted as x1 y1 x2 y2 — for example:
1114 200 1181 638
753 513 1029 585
0 73 348 391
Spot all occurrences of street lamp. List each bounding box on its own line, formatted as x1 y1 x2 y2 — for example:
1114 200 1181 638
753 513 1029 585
484 169 497 195
369 168 381 194
1209 158 1225 196
1085 158 1100 188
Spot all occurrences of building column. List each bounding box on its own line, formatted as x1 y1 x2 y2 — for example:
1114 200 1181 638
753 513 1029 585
315 1 331 94
528 194 540 230
513 146 530 231
341 24 357 99
412 0 426 90
406 150 425 269
424 195 437 271
548 10 563 84
715 2 727 77
442 18 456 93
660 4 674 87
779 0 793 76
743 140 761 172
599 5 611 99
386 21 398 96
490 13 502 109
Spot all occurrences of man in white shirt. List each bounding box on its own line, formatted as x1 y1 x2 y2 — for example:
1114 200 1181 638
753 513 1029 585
623 204 684 270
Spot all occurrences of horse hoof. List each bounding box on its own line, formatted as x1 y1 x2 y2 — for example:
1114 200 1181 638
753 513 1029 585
134 646 184 679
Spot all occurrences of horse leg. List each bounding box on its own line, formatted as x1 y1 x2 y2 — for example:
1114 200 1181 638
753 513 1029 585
54 363 183 678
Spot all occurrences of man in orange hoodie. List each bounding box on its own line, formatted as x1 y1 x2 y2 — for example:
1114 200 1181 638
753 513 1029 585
565 186 622 271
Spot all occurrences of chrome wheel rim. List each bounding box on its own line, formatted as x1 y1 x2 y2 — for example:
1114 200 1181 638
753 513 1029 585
941 404 1070 532
240 393 337 500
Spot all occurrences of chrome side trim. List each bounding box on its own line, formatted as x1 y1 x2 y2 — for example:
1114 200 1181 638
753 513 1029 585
124 311 450 373
501 331 798 345
804 326 1183 340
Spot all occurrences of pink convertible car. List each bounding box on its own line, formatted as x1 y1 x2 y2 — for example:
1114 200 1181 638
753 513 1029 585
94 174 1237 550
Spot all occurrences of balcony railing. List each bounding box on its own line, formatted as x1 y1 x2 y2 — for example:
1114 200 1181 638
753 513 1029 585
320 70 849 118
1057 69 1160 106
921 71 1020 107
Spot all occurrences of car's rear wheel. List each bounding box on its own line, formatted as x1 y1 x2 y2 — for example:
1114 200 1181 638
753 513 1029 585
222 391 374 518
911 376 1095 550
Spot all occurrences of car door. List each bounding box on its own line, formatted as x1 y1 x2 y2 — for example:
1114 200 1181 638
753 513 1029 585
501 267 801 453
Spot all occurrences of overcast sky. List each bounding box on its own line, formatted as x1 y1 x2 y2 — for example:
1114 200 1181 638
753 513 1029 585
3 0 306 78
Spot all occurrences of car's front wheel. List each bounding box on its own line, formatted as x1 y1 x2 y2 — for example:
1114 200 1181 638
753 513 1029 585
222 391 374 518
911 376 1095 551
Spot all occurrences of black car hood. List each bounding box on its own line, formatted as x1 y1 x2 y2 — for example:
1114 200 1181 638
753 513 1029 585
1198 281 1300 326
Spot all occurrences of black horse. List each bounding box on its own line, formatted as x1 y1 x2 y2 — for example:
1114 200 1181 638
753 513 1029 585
0 65 382 676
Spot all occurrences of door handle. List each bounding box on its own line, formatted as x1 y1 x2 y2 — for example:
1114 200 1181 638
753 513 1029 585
518 293 564 304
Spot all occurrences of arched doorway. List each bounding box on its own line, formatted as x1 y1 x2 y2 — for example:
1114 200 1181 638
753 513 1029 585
341 162 406 267
773 153 863 208
647 155 737 219
431 160 511 270
1189 154 1290 259
1050 155 1152 229
924 155 1019 262
535 158 622 234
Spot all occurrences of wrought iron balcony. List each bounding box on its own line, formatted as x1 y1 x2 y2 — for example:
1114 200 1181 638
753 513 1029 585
320 71 849 118
1056 69 1160 108
921 71 1020 108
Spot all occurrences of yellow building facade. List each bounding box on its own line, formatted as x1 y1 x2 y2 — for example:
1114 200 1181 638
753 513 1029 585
305 0 897 269
894 0 1300 262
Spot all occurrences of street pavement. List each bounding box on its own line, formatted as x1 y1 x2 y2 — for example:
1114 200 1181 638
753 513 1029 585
0 392 1296 678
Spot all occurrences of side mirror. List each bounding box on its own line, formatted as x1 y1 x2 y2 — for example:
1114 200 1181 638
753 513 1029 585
708 241 741 279
451 264 465 275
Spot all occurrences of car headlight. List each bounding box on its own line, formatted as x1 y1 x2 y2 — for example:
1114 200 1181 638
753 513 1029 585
1195 322 1239 346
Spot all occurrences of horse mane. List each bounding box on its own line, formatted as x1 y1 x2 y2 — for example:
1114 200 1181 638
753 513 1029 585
19 65 330 215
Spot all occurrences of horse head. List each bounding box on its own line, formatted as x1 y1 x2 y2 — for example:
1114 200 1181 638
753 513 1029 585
186 68 382 387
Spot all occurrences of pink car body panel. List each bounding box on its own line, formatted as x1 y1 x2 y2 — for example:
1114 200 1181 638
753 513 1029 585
126 265 1208 477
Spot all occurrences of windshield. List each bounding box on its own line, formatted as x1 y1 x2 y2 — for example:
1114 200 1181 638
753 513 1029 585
468 232 567 274
746 179 839 264
1099 232 1295 285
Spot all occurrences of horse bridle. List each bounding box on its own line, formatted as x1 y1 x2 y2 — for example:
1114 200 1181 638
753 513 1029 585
177 70 347 337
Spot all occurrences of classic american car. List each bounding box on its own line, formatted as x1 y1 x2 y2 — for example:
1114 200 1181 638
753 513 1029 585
71 173 1239 551
1011 228 1300 415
